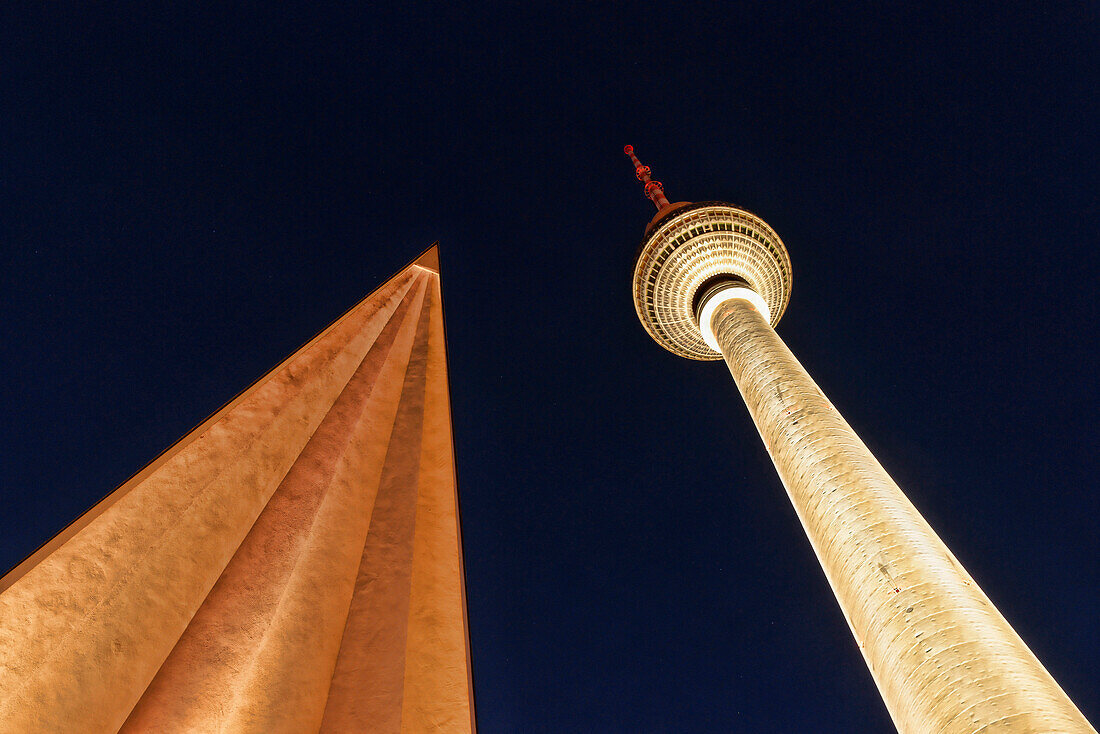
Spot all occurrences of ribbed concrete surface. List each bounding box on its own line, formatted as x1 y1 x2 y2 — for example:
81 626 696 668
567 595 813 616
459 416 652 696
0 247 475 734
711 298 1094 734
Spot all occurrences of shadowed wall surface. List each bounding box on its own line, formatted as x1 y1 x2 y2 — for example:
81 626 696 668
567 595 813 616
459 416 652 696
0 247 475 734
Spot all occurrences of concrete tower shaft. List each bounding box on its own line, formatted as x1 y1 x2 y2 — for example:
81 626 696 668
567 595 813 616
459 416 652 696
707 297 1095 733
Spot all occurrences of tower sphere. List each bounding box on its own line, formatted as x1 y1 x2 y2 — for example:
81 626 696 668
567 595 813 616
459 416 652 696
632 201 792 360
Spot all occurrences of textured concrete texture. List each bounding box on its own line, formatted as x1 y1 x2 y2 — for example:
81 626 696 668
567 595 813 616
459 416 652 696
711 297 1095 734
0 246 475 734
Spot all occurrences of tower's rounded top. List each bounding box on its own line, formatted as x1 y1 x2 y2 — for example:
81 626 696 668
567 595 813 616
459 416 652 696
631 202 792 360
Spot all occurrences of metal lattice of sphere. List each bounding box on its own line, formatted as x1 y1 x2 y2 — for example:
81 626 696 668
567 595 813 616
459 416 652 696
631 202 792 360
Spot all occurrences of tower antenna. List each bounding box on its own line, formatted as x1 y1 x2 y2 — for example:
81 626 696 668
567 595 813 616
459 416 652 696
624 145 671 210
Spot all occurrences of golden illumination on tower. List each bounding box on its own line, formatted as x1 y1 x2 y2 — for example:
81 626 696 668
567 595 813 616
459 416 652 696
625 147 1095 734
0 246 475 734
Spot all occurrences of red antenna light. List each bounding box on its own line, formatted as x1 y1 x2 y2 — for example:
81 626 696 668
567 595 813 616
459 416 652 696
624 145 671 210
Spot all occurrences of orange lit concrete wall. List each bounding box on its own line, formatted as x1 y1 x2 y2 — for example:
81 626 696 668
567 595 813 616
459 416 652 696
0 247 475 734
711 298 1095 734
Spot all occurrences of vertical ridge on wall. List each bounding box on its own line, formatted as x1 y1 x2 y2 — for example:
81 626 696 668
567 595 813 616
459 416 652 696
318 283 434 734
400 275 477 733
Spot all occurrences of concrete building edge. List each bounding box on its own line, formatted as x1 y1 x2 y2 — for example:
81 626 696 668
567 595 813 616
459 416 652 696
424 251 479 734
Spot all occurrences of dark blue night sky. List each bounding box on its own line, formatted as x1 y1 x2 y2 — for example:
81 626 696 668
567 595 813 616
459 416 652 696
2 3 1097 731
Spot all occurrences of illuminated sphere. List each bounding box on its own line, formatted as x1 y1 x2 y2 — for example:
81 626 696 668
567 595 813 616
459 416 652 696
631 201 792 360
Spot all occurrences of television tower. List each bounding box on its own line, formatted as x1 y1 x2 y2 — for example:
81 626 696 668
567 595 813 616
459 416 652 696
624 146 1095 733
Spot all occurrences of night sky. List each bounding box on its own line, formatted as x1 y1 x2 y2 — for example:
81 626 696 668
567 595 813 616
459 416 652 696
2 3 1097 732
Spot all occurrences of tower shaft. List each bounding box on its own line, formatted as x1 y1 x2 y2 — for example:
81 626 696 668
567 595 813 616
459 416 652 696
709 297 1094 733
